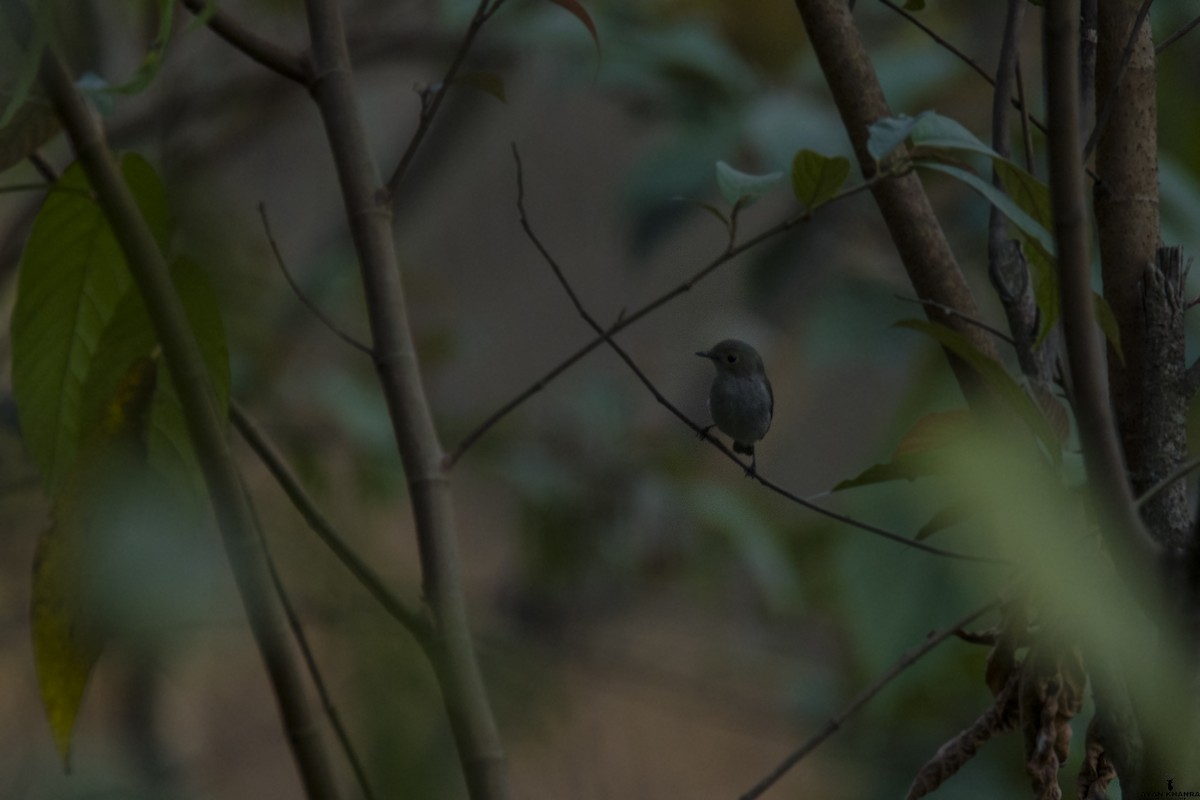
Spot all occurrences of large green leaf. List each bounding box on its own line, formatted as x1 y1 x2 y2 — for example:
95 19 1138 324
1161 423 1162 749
12 154 171 493
895 319 1060 460
80 256 230 496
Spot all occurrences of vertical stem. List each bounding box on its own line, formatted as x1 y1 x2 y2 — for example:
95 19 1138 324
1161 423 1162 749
35 45 341 800
299 2 511 798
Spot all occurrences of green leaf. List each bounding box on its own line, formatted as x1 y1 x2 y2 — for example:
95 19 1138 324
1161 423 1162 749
904 0 927 8
1093 292 1124 364
12 154 171 493
715 161 783 208
453 70 507 103
1023 231 1060 345
33 357 159 769
916 161 1056 255
915 503 971 540
0 3 49 129
81 256 230 497
106 0 175 96
867 113 922 163
790 149 851 210
909 111 997 160
0 94 59 173
833 410 971 491
895 319 1061 459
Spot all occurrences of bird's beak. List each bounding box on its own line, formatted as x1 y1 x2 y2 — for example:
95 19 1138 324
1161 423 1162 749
695 350 712 360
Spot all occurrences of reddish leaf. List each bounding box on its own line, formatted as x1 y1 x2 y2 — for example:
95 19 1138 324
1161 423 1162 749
547 0 600 57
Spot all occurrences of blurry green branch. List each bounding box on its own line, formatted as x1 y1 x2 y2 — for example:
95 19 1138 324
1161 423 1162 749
446 167 888 467
27 22 341 800
739 597 1003 800
511 145 1009 566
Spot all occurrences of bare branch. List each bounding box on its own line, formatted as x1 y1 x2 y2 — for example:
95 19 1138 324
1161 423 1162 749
1156 13 1200 54
512 145 1009 566
740 599 1002 800
446 173 885 467
257 203 373 356
180 0 312 86
894 295 1016 347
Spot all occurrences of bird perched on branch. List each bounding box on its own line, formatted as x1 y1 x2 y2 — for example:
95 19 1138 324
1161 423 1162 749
696 339 773 475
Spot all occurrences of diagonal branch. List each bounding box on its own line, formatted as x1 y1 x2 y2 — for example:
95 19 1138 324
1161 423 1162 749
181 0 312 86
1156 13 1200 54
512 145 1009 567
739 597 1002 800
446 172 886 467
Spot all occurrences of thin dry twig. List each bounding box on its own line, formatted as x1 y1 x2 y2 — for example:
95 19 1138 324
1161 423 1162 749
895 295 1016 346
739 599 1003 800
512 144 1008 566
447 168 886 467
257 203 373 356
1156 12 1200 54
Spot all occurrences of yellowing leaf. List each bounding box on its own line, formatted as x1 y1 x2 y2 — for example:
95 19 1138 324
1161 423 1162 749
32 357 158 769
790 149 850 210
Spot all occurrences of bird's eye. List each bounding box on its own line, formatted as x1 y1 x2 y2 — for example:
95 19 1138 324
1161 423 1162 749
726 354 737 363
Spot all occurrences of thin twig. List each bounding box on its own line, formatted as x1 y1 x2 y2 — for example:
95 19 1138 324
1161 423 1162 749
28 151 57 182
257 203 373 356
738 598 1002 800
1083 0 1155 160
1014 55 1035 172
180 0 312 85
384 0 508 198
230 402 431 645
1134 453 1200 511
252 496 381 800
1156 13 1200 54
876 0 1048 138
894 296 1016 346
446 171 885 467
512 144 1008 566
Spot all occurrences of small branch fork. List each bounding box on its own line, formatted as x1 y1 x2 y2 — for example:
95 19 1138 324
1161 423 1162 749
511 145 1008 567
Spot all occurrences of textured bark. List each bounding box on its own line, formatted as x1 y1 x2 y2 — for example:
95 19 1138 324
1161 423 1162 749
1094 0 1162 520
793 0 997 407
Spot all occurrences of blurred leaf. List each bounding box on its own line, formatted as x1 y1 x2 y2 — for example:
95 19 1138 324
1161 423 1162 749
715 160 783 207
910 111 996 160
915 502 971 540
0 94 59 173
105 0 175 96
790 148 850 210
690 483 800 612
834 410 970 491
12 154 171 493
453 70 507 103
546 0 600 58
33 357 158 769
867 113 922 163
904 0 927 8
0 2 48 129
895 319 1060 459
82 256 231 499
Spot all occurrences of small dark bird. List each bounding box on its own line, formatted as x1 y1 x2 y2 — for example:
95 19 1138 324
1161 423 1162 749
696 339 773 475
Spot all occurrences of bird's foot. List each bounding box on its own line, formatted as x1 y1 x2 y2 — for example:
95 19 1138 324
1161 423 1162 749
697 424 714 441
